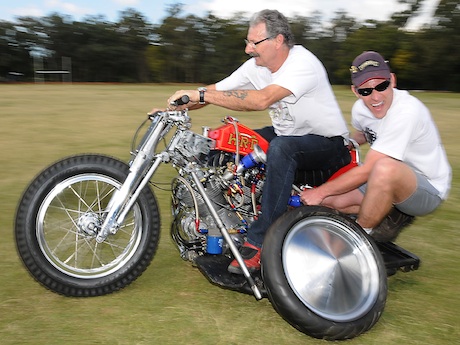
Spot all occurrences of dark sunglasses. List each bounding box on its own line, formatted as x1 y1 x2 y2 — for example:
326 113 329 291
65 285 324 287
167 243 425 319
356 80 391 96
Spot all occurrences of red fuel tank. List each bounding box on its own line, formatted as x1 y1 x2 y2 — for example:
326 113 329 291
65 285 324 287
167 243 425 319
208 123 269 155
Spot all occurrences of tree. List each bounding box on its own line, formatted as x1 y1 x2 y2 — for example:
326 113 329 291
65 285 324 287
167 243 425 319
201 13 248 83
433 0 460 30
150 4 190 82
391 0 424 28
0 21 33 80
0 4 458 90
115 8 153 82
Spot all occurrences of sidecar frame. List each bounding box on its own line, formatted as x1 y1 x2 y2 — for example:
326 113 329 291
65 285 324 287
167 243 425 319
193 238 420 297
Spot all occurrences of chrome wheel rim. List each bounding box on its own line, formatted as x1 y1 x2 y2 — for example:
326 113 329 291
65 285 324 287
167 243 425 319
282 217 380 322
36 174 142 279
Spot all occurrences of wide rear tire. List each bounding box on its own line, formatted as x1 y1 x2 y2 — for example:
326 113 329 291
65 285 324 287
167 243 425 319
15 154 160 296
261 206 387 340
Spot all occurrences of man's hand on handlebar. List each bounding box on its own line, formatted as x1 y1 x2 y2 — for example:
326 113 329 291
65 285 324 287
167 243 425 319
147 93 192 115
148 89 205 115
167 90 199 111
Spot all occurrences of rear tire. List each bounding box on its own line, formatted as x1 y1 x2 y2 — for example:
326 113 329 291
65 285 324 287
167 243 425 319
261 206 387 340
15 154 160 296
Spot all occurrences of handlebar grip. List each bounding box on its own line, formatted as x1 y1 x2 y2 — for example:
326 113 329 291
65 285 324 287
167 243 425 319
171 95 190 106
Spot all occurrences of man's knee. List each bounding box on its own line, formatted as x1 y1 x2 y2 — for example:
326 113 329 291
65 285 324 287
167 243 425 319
267 136 290 159
368 158 417 203
369 158 402 185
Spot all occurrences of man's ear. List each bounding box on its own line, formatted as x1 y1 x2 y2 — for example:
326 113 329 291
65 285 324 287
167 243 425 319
275 33 284 48
351 84 360 98
390 73 397 88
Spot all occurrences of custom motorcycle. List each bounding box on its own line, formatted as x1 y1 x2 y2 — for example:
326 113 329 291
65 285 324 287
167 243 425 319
15 96 419 340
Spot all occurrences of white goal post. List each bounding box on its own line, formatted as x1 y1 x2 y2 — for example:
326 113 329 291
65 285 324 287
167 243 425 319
34 56 72 83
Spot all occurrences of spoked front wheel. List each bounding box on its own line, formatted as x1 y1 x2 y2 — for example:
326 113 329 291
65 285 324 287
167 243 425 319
15 154 160 296
261 206 387 340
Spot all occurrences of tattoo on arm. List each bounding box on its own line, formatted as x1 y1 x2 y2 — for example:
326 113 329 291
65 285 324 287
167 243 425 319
223 90 248 100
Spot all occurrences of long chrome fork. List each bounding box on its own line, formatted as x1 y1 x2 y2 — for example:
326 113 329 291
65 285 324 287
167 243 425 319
96 154 164 243
189 168 263 300
96 113 168 243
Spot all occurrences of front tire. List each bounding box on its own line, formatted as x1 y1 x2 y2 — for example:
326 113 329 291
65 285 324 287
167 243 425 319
15 154 160 296
261 206 387 340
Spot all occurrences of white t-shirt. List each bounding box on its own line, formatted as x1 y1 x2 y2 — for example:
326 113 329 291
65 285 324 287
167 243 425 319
352 88 451 199
215 46 349 138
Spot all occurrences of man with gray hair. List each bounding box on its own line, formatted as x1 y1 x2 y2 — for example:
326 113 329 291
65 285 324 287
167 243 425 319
164 10 350 273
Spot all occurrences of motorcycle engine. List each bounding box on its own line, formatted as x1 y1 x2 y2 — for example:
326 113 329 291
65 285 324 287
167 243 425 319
170 131 265 261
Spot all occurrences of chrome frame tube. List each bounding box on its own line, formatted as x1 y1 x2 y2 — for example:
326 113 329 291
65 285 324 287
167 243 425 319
117 155 163 224
190 168 262 300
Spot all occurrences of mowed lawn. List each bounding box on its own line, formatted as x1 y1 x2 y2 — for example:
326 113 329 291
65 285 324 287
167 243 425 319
0 84 458 345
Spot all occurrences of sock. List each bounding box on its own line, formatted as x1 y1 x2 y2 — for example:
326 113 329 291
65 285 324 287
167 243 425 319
362 227 373 234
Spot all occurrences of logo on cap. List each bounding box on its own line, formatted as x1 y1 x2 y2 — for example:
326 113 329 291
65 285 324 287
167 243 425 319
350 60 381 73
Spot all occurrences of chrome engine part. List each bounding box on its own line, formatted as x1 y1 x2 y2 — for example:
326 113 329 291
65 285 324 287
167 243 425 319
172 130 215 167
170 156 265 261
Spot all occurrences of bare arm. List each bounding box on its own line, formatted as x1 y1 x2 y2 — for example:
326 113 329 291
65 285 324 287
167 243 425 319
300 148 388 205
167 84 292 112
351 130 367 145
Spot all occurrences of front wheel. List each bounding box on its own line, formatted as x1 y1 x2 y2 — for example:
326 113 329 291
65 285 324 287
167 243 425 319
15 154 160 296
261 206 387 340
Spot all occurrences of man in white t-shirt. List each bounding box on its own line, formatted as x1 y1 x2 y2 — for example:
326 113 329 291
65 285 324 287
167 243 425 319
164 10 350 273
301 51 451 240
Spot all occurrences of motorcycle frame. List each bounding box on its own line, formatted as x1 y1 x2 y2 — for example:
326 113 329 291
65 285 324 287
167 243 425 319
96 110 263 299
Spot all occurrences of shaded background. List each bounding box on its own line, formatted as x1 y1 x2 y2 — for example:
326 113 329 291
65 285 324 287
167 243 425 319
1 1 459 90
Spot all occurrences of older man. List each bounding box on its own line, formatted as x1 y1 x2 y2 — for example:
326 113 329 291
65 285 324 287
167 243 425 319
164 10 350 273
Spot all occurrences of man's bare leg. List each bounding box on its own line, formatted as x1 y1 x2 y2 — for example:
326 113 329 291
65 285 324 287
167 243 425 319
357 158 417 228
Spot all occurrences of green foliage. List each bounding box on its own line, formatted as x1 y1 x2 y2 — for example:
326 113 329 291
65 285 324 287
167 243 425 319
0 2 459 89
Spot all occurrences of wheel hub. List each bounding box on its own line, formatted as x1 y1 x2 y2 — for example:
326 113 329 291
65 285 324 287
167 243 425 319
77 212 101 237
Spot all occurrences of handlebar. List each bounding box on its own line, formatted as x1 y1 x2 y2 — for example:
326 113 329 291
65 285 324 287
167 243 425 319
170 95 190 106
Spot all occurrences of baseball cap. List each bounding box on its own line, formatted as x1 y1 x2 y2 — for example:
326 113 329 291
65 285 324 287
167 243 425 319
350 51 391 87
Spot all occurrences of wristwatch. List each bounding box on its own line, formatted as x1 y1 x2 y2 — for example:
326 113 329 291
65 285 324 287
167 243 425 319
198 87 207 104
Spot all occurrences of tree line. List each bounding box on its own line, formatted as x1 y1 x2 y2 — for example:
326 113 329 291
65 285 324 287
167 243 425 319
0 1 459 91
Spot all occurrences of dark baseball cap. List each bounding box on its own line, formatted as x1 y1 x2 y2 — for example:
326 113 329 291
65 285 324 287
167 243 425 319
350 51 391 87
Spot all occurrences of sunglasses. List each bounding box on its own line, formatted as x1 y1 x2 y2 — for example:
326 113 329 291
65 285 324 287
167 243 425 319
356 80 391 96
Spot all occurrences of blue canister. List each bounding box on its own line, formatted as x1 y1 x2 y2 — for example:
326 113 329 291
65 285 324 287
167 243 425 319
288 195 302 207
206 235 223 254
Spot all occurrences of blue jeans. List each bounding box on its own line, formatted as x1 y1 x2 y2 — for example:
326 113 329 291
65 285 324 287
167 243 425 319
247 128 350 247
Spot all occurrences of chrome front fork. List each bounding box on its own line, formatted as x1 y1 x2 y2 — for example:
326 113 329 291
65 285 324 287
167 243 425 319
96 113 168 243
96 154 163 243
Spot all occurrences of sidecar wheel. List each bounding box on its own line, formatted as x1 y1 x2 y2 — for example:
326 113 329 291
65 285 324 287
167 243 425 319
15 154 160 296
261 206 387 340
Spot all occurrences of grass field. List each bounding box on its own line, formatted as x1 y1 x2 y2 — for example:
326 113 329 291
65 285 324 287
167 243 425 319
0 84 458 345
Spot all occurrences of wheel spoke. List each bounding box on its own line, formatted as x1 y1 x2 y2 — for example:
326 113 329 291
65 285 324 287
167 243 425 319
68 184 94 212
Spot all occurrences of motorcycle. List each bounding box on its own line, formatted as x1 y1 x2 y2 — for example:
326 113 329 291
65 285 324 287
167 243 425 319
14 95 420 340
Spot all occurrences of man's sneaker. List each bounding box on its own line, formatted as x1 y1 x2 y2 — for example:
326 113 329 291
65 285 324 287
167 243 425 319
370 207 414 242
228 242 261 275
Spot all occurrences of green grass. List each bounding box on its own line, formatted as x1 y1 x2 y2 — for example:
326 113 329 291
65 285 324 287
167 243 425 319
0 84 458 345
